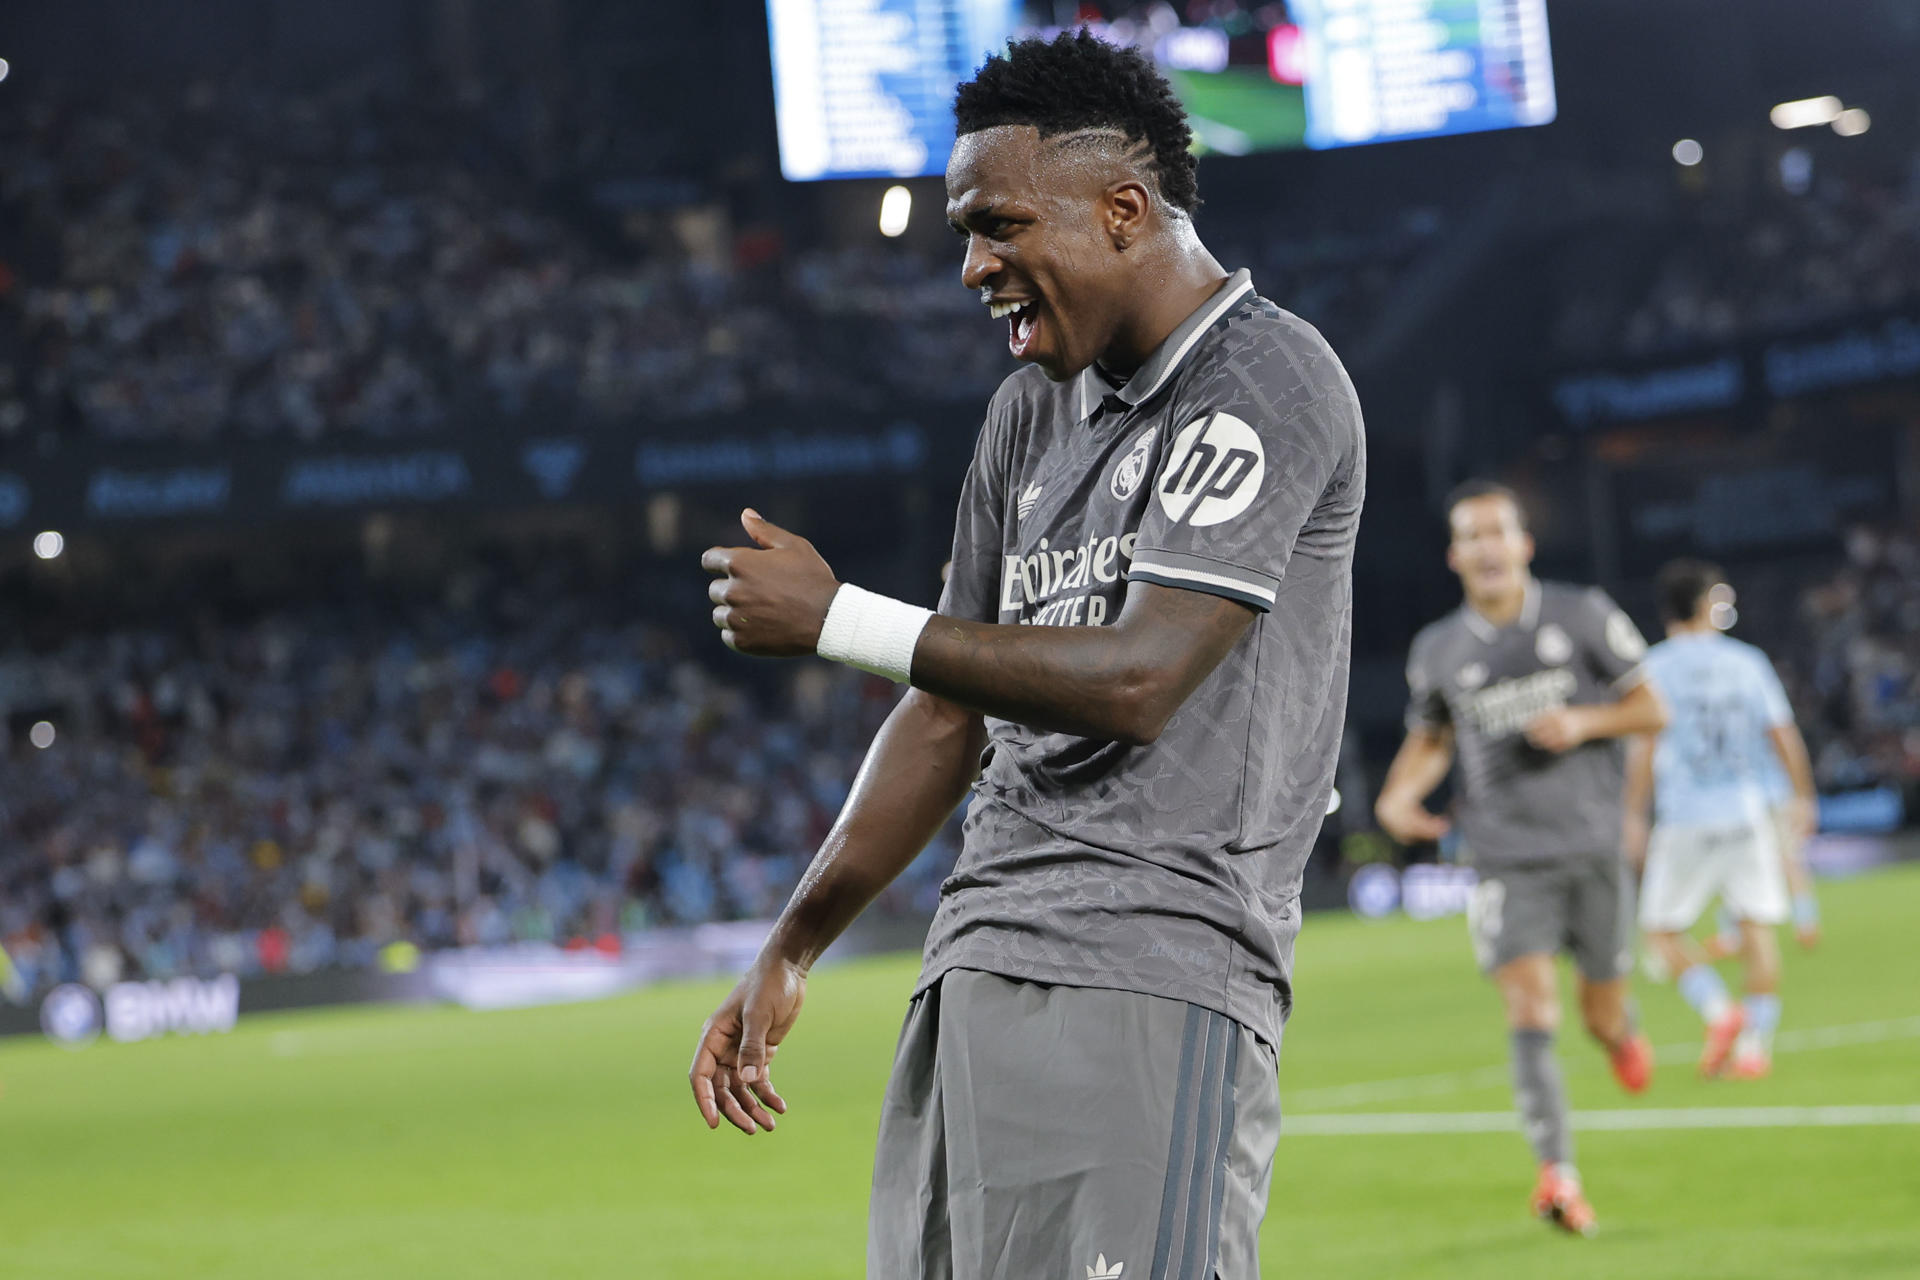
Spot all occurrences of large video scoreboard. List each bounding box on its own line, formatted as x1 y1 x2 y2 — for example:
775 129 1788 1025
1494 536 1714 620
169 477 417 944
766 0 1557 182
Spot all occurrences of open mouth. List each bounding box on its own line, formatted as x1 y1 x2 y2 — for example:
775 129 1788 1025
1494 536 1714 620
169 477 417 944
988 298 1041 360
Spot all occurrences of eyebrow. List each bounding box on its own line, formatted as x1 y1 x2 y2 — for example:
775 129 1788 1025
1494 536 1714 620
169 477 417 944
945 201 999 233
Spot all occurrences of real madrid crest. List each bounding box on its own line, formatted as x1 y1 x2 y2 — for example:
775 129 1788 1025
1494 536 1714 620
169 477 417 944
1535 623 1574 666
1110 427 1157 500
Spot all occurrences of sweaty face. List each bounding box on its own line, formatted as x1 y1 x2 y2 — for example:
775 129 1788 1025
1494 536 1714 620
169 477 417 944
945 126 1128 381
1446 495 1534 603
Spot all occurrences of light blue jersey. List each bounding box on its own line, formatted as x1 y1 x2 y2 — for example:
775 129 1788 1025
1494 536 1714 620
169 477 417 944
1644 632 1794 828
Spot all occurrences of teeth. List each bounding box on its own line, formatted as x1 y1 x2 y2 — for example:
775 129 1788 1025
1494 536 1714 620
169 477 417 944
987 300 1031 320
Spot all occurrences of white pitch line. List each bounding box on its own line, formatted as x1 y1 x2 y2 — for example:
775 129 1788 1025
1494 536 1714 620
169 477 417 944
1285 1104 1920 1136
1286 1014 1920 1112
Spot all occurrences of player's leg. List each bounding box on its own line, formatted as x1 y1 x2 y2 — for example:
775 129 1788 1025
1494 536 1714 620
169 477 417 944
1637 824 1742 1075
869 986 950 1279
1729 921 1783 1077
1568 852 1651 1093
1724 820 1791 1077
1703 904 1742 962
892 969 1273 1280
1474 867 1594 1235
1213 1026 1283 1280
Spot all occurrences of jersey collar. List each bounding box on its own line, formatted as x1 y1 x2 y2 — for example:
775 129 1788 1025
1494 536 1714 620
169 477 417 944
1073 269 1255 423
1463 577 1541 642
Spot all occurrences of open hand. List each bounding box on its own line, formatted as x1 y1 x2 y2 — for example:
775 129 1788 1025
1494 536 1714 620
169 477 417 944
702 510 841 657
689 957 807 1135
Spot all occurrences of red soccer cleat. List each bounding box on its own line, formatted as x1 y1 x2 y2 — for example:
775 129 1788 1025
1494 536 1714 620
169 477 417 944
1727 1051 1771 1080
1699 1006 1746 1078
1530 1164 1598 1237
1609 1033 1653 1094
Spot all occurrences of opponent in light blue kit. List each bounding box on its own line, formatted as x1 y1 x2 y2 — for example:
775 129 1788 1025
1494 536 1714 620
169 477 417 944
1625 560 1817 1079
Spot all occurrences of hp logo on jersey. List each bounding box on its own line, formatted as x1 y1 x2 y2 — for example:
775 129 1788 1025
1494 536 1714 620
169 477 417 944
1155 412 1265 527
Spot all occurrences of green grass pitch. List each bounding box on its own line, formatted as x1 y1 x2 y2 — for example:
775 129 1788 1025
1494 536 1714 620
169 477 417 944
4 863 1917 1278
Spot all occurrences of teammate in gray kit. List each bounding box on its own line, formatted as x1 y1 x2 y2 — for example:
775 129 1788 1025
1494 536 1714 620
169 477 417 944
1374 480 1666 1237
688 32 1364 1279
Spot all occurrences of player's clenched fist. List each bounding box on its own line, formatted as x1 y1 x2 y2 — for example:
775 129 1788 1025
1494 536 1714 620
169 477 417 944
702 509 841 657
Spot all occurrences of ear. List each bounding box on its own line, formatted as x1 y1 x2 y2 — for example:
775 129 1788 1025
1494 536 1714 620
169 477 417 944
1518 530 1536 566
1103 179 1151 250
1445 542 1461 576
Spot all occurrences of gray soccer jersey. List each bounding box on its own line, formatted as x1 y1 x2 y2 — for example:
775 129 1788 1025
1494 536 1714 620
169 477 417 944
1404 580 1650 869
919 269 1367 1049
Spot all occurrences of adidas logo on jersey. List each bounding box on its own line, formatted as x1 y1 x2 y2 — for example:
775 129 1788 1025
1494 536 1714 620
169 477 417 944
1017 481 1044 519
1085 1254 1125 1279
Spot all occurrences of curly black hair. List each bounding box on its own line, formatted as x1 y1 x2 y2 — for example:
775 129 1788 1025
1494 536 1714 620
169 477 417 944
953 30 1200 216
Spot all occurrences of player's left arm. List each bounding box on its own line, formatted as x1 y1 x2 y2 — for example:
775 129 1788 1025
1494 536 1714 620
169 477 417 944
1524 589 1668 753
707 367 1359 745
1757 653 1818 842
704 512 1254 745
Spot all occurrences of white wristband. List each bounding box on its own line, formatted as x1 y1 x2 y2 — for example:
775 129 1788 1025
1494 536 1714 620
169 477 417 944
815 584 933 684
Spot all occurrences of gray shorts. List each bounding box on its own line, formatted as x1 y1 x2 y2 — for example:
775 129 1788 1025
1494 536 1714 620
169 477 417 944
1465 855 1633 981
868 968 1281 1280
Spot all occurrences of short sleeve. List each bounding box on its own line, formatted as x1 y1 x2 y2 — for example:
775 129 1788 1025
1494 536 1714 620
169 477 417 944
1126 348 1359 613
1404 633 1451 733
1577 587 1649 688
935 414 1006 623
1750 650 1794 729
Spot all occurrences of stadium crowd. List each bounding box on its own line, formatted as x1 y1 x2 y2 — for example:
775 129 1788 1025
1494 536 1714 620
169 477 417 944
4 520 1916 1001
0 564 955 1000
1782 522 1920 794
0 81 1436 449
1554 142 1920 360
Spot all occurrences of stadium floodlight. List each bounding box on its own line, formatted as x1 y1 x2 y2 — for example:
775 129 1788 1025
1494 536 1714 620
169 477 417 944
1832 108 1871 137
878 185 912 238
1769 96 1843 130
1672 139 1704 166
29 720 55 749
33 530 64 560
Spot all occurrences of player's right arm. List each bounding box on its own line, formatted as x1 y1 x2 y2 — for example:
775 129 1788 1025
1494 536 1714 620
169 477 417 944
692 402 1010 1138
1375 633 1456 844
689 690 985 1136
1374 725 1455 844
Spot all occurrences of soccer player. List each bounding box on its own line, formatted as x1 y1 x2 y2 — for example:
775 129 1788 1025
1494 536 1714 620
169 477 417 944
1623 560 1817 1079
689 32 1365 1279
1373 480 1665 1237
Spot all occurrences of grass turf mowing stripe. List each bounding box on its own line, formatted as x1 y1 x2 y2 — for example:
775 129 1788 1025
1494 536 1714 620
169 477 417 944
1285 1013 1920 1110
1284 1104 1920 1136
